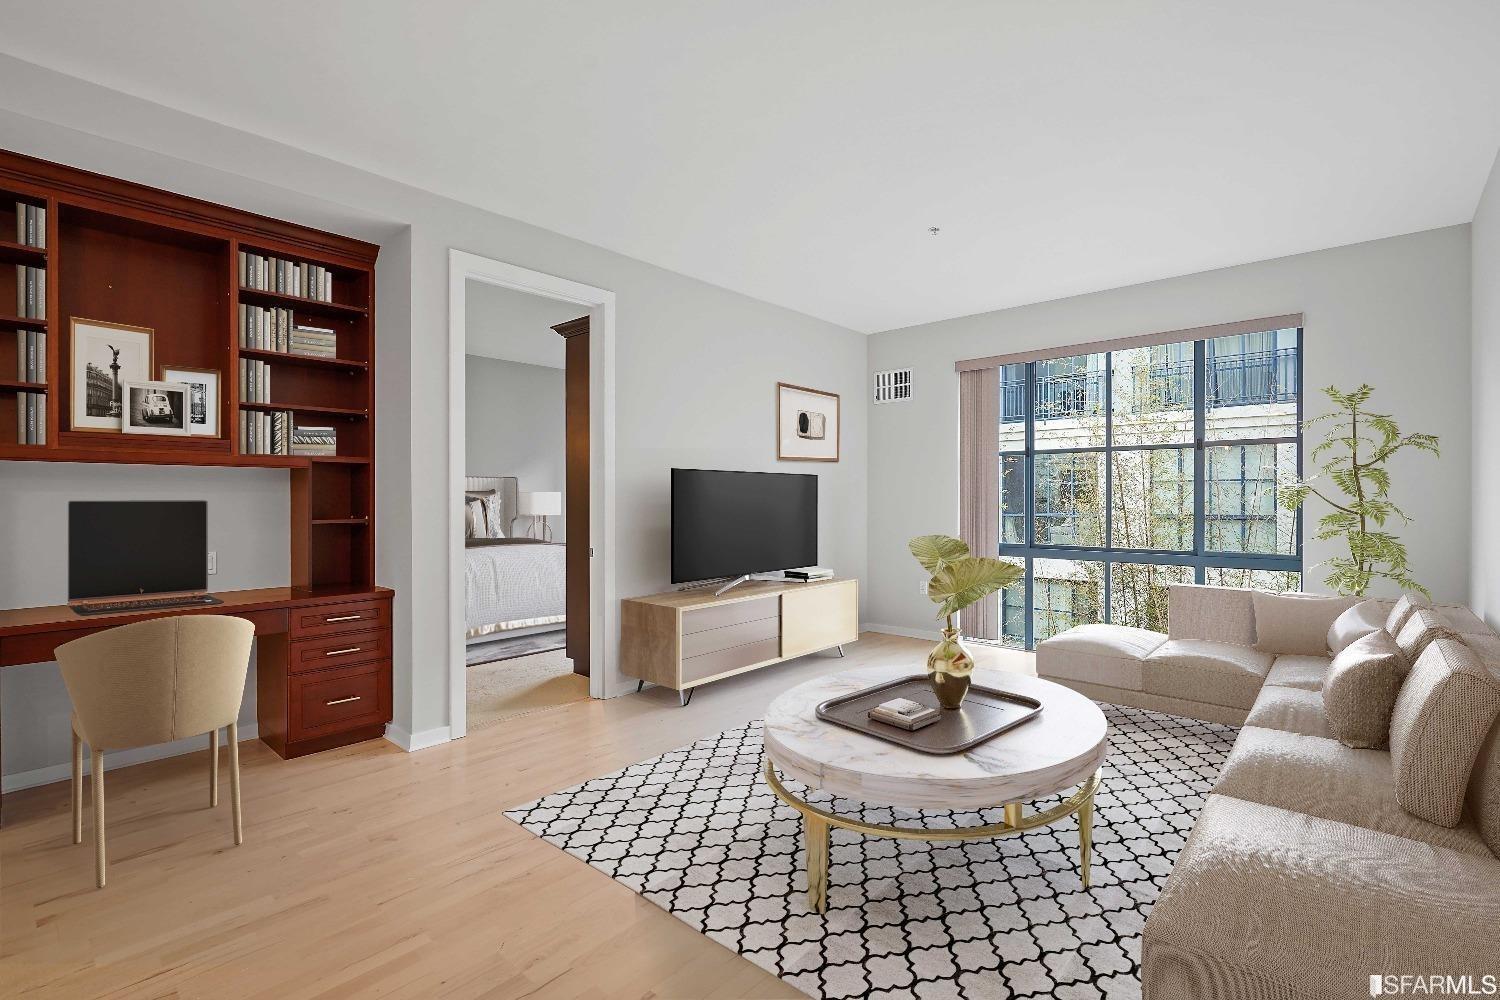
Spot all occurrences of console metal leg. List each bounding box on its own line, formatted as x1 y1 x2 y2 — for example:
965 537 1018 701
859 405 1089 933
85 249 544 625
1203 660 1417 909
680 688 694 707
637 680 644 693
836 644 845 657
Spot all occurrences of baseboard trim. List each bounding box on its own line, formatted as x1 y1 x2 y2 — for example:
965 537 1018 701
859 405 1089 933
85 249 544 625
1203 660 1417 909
861 622 943 642
2 724 261 794
384 723 451 752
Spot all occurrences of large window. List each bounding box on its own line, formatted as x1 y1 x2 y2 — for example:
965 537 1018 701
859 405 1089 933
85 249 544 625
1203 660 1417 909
993 325 1302 648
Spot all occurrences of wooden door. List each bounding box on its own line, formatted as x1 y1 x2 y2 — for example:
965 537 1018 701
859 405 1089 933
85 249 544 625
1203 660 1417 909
553 316 590 676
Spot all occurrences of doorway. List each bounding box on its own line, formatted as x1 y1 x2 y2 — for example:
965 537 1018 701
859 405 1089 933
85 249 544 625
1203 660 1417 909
447 252 616 740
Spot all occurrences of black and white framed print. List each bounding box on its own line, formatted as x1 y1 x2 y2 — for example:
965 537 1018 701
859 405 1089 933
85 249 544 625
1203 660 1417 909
159 365 221 437
121 380 190 436
777 382 840 462
70 318 154 433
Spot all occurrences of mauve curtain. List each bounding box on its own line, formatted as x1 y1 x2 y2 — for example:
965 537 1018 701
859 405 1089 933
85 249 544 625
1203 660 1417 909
958 367 1000 640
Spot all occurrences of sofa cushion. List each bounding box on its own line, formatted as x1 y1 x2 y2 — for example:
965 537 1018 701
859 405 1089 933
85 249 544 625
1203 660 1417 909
1262 654 1330 691
1321 629 1408 749
1468 714 1500 857
1142 640 1273 710
1393 607 1455 664
1141 795 1500 1000
1213 726 1490 855
1034 623 1165 691
1243 685 1333 740
1326 598 1387 656
1166 584 1255 647
1250 591 1357 656
1384 592 1432 636
1389 637 1500 827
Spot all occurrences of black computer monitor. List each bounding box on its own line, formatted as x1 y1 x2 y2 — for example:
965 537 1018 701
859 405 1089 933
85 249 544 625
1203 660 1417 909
68 501 208 601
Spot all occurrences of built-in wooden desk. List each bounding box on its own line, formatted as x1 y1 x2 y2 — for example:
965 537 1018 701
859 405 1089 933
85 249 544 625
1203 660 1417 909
0 585 395 823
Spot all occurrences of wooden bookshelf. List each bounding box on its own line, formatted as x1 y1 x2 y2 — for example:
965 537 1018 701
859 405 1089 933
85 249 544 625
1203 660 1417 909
0 147 388 760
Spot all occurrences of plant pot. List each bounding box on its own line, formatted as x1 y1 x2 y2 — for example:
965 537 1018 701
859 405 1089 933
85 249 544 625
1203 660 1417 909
926 622 975 710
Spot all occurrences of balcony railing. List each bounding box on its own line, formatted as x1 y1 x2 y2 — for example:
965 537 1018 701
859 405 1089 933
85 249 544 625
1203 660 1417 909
1001 347 1297 423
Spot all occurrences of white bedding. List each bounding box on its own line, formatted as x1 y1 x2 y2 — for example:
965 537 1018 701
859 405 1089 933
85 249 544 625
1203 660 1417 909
464 540 567 639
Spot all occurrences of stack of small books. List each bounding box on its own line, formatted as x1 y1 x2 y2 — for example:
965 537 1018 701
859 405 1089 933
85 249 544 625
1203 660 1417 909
868 697 941 731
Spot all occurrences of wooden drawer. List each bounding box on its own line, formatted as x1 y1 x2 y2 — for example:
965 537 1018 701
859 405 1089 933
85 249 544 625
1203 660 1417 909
291 598 389 639
681 637 781 685
290 628 390 674
682 596 778 635
681 616 779 659
290 660 389 739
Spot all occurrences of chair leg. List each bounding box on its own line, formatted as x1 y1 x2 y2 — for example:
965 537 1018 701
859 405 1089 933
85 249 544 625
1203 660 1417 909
91 749 106 889
71 730 83 845
228 720 243 846
209 728 220 808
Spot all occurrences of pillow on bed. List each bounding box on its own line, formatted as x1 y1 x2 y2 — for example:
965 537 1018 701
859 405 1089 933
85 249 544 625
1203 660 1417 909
465 490 506 538
464 496 486 538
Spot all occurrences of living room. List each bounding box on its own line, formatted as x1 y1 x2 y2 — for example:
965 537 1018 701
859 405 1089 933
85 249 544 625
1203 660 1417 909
1 5 1498 999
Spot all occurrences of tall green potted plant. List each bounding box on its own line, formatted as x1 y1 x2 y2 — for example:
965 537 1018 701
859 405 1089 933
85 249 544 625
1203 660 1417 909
1277 385 1439 597
909 535 1023 709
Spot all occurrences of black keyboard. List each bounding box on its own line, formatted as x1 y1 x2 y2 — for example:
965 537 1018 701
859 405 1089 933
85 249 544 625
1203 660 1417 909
72 595 224 616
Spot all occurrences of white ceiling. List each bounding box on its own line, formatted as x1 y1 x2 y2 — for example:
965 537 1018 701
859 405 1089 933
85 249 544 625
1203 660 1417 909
3 1 1497 333
465 281 582 370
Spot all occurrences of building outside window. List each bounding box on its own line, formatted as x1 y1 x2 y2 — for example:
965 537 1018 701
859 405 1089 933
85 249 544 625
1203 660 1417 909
991 325 1302 649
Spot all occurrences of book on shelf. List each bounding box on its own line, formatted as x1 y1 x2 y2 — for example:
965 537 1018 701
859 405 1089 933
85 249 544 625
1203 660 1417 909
238 304 294 352
16 329 46 382
238 357 272 404
15 391 46 445
14 265 45 319
14 202 46 248
290 424 337 457
239 408 293 456
238 250 334 303
290 324 338 358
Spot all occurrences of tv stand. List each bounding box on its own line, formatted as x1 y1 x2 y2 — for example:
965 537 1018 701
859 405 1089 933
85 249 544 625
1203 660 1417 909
714 574 753 596
621 578 858 704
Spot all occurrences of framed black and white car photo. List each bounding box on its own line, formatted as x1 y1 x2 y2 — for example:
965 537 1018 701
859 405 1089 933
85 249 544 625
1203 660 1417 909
159 365 221 437
121 380 191 436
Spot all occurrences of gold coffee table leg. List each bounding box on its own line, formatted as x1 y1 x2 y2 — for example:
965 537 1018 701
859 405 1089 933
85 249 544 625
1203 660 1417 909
1003 802 1022 827
805 814 830 913
1078 794 1094 888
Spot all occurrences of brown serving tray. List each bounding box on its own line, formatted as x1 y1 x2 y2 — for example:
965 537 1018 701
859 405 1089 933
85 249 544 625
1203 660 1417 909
815 675 1043 755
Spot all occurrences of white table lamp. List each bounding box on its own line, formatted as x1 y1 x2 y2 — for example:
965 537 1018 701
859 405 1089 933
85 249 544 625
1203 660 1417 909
519 491 562 541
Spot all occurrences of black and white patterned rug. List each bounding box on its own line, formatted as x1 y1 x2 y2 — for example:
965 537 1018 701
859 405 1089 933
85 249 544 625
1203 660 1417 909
504 704 1237 999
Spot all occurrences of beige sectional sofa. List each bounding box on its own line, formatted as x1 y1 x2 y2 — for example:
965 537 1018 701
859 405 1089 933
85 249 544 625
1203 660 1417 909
1035 584 1500 999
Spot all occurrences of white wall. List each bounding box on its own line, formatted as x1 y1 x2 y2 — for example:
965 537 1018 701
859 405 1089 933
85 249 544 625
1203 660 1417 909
1472 152 1500 628
0 56 868 752
465 356 567 541
0 465 286 789
867 226 1473 636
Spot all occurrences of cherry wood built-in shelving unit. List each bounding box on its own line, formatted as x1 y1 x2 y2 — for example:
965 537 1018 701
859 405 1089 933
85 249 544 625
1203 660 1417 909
0 148 391 761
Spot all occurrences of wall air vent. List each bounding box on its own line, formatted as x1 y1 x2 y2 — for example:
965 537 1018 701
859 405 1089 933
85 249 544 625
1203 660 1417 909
873 368 913 404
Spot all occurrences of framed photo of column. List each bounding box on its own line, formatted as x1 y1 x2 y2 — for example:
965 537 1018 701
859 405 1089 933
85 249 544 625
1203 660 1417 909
159 365 221 437
70 318 154 433
777 382 840 462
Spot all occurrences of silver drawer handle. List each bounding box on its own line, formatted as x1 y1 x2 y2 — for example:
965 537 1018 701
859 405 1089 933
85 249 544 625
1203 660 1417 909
325 695 362 706
325 646 362 657
325 614 363 623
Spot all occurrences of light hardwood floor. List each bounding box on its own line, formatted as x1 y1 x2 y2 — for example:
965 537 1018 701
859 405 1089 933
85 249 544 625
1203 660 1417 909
0 632 1033 1000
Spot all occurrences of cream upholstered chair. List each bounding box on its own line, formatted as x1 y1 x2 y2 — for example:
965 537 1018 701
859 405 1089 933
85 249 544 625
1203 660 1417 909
55 615 255 888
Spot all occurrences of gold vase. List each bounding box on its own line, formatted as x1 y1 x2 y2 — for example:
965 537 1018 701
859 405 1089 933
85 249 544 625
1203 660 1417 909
926 617 975 710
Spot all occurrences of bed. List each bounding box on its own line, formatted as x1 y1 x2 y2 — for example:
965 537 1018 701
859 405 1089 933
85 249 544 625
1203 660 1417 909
464 476 567 640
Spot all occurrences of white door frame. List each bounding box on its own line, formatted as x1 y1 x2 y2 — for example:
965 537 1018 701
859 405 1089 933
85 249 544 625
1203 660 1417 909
447 249 617 738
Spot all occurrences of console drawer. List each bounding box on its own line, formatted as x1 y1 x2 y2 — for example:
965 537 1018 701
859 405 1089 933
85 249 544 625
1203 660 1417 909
681 616 779 659
290 628 390 673
682 596 778 635
291 598 390 639
681 637 781 685
290 660 389 739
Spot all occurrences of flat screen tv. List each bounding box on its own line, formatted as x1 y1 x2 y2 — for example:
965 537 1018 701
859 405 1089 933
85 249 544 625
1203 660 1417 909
68 500 208 600
672 469 817 584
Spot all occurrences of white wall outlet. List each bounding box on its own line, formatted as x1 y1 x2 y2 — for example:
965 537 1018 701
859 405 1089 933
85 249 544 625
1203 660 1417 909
918 578 929 596
207 551 217 575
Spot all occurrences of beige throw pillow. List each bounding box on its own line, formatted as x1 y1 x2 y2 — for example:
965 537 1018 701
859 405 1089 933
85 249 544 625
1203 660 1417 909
1394 608 1455 664
1327 599 1387 656
1321 630 1408 749
1389 637 1500 827
1251 591 1358 657
1384 592 1432 636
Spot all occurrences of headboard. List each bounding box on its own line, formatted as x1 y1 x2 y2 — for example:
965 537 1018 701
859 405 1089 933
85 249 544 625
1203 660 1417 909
464 475 519 536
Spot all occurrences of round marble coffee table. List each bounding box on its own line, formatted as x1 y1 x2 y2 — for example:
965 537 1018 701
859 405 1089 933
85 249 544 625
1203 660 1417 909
763 664 1108 912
